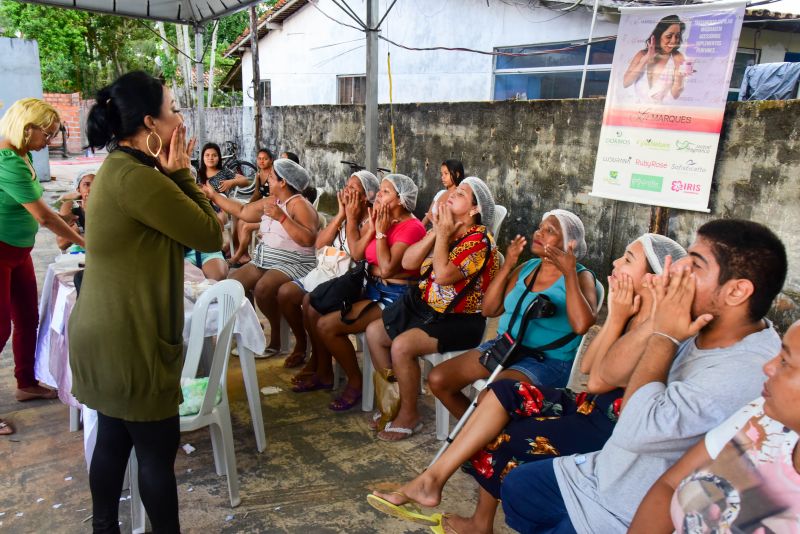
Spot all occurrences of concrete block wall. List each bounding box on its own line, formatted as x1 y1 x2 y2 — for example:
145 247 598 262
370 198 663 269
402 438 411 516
43 92 84 155
201 98 800 330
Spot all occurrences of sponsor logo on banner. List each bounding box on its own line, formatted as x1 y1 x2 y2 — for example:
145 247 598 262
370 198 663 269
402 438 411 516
604 131 631 145
605 170 621 185
630 174 663 192
602 156 632 164
636 138 670 150
670 160 707 173
671 180 702 194
635 159 667 169
675 140 713 154
635 109 693 125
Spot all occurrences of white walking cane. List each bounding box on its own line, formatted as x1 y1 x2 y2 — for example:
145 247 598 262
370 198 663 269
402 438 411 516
428 296 549 467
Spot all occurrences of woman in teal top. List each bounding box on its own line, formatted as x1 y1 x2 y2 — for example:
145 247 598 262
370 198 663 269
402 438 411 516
429 209 598 419
0 98 84 436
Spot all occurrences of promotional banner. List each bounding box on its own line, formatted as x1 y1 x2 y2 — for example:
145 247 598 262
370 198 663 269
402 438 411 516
591 1 746 212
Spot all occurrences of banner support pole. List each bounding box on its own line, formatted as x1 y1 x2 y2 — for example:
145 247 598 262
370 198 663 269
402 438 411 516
579 0 600 98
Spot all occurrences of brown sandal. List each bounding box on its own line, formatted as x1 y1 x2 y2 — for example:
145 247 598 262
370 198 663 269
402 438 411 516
15 386 58 402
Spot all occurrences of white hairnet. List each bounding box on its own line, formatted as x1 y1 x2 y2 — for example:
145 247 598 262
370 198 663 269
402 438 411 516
460 177 495 233
383 174 418 212
273 158 310 192
352 170 379 203
542 209 588 260
636 233 687 274
74 169 98 190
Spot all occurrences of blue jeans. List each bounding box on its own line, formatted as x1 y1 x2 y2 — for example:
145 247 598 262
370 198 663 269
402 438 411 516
477 335 573 387
501 459 576 534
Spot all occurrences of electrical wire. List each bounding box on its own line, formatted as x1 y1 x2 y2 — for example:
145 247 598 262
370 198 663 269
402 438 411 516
378 35 616 57
308 0 365 32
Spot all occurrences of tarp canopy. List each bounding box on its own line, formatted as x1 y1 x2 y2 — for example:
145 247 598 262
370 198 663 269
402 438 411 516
12 0 262 25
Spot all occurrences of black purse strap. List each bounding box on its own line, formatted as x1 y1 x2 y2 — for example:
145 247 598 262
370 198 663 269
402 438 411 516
507 262 542 333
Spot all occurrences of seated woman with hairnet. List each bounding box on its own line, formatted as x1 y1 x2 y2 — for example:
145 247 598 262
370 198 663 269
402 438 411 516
365 177 501 441
56 169 96 252
428 209 599 420
312 174 426 412
201 158 319 354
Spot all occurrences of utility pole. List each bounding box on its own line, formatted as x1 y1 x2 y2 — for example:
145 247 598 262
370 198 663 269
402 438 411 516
194 24 206 152
249 6 262 148
365 0 379 173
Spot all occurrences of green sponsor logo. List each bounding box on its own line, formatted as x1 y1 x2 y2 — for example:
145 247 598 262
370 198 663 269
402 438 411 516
630 173 663 192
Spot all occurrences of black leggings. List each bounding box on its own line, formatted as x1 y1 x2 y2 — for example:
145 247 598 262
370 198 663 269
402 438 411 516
89 412 180 533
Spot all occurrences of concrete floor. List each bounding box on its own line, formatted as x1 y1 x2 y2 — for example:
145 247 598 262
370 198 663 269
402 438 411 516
0 159 513 533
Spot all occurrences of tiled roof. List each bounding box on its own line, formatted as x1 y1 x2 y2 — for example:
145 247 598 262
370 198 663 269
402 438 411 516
223 0 310 57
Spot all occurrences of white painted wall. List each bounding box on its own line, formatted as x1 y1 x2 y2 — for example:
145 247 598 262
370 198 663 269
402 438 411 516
241 0 620 106
741 26 800 63
239 2 800 107
0 38 50 181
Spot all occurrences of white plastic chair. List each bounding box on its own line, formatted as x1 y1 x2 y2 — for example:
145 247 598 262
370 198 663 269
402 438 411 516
491 205 507 238
130 280 244 533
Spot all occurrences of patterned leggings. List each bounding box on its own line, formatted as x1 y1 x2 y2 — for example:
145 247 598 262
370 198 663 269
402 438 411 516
464 379 623 499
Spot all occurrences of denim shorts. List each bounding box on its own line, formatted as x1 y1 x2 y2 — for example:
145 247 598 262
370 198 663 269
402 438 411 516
184 249 225 267
363 278 410 309
477 333 573 388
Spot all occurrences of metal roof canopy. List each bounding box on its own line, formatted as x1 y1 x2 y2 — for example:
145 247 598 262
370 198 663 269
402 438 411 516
12 0 263 25
10 0 264 152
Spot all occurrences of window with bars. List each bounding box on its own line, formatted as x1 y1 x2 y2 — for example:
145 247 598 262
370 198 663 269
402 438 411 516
259 79 271 106
337 75 366 105
493 39 616 101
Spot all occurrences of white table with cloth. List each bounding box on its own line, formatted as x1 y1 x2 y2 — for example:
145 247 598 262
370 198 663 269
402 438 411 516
34 256 268 466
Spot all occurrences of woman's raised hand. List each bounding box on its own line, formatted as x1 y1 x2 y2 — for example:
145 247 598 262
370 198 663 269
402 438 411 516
607 273 640 322
200 183 216 199
505 235 527 266
160 125 195 175
645 35 657 62
433 204 462 240
263 196 281 220
343 189 361 220
336 189 347 217
543 240 577 275
374 203 391 234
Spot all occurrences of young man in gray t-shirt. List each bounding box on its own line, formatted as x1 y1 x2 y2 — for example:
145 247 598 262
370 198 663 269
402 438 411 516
500 219 787 534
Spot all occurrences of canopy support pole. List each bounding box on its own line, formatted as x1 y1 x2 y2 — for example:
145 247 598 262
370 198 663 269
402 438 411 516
194 23 206 153
365 0 379 173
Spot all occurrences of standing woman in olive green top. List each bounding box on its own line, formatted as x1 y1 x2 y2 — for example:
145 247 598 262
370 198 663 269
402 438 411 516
0 98 85 437
68 72 221 533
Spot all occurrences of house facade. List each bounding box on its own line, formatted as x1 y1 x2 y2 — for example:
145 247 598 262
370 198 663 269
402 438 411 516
225 0 800 106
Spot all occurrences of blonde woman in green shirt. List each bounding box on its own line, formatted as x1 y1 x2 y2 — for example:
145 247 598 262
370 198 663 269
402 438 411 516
0 98 85 436
68 71 221 533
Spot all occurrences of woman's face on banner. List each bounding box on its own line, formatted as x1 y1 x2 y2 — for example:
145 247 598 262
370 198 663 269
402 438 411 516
660 24 682 53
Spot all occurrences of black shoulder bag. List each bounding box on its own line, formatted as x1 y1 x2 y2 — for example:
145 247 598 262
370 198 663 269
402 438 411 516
382 230 491 336
308 260 369 315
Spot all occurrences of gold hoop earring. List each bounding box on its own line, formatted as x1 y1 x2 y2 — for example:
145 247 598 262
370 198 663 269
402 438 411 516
145 130 163 158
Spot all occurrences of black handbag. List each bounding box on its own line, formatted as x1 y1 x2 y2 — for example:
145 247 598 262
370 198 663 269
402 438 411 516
382 229 491 337
308 260 368 315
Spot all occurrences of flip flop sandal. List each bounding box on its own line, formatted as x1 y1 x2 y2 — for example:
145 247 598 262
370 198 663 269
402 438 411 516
291 370 315 385
377 421 423 442
368 411 382 431
0 419 15 436
430 514 459 534
366 493 440 526
328 387 362 412
254 347 281 360
291 375 333 393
